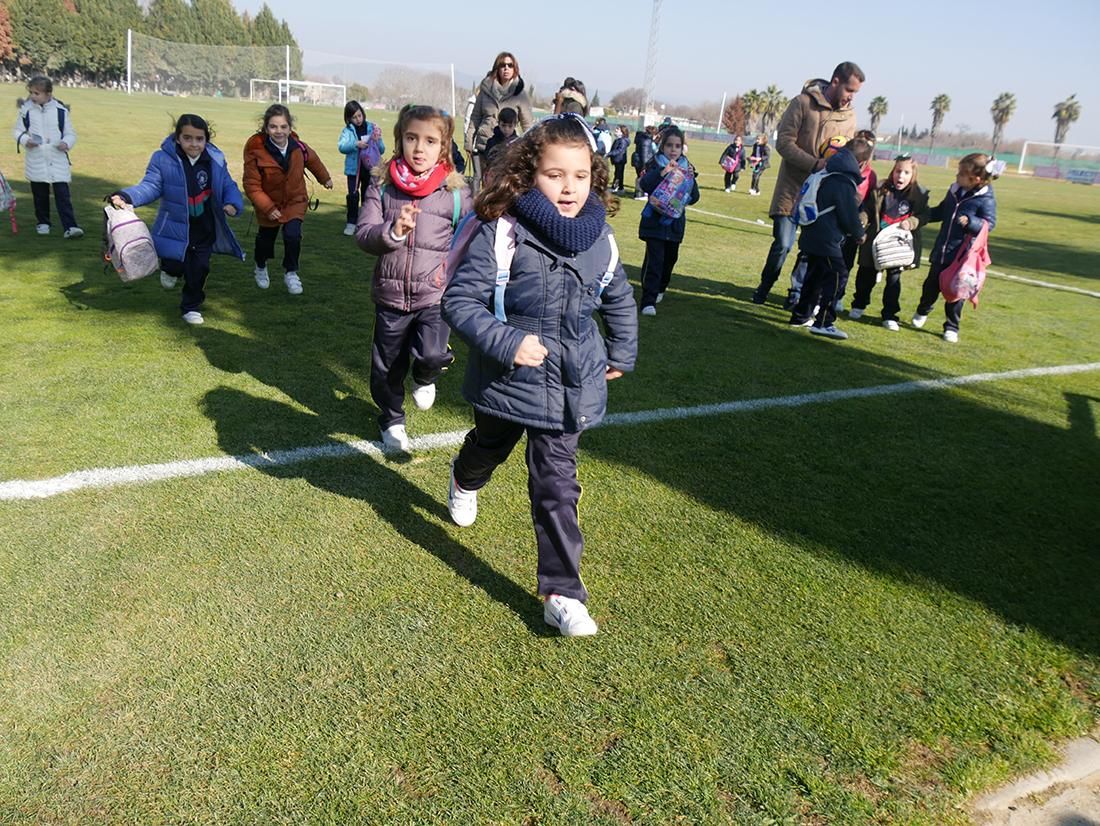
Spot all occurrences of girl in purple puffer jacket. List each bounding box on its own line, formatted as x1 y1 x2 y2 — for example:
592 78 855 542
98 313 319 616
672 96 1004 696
356 104 473 453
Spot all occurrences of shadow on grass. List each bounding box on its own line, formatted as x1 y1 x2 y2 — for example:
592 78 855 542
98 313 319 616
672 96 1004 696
990 235 1100 283
1019 208 1100 225
202 386 549 635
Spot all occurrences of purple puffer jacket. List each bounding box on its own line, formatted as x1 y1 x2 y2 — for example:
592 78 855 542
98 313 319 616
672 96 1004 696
356 170 473 312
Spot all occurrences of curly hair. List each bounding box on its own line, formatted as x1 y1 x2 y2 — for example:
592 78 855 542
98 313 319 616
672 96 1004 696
390 104 455 173
474 117 619 221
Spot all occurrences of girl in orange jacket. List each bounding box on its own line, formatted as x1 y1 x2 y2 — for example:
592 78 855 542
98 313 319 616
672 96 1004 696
243 104 332 294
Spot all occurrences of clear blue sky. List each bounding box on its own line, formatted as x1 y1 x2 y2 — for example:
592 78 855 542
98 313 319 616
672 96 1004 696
240 0 1100 145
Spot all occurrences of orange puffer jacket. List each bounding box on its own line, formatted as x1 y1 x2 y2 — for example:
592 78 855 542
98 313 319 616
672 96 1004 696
243 132 331 227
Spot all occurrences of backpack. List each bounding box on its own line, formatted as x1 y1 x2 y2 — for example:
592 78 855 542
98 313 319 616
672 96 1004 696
358 125 383 173
596 130 613 158
17 106 66 153
939 221 990 307
871 223 916 271
790 170 855 226
446 216 620 322
648 163 695 219
102 205 159 282
0 168 16 233
720 154 739 173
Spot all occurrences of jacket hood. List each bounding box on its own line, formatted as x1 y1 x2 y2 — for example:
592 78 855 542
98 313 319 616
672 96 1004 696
559 88 587 106
825 148 863 180
803 78 838 109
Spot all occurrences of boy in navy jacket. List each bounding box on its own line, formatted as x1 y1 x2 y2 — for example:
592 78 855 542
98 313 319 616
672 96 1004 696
789 138 873 339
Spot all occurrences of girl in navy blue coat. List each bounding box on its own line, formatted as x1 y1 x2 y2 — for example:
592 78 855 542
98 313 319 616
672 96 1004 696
442 114 638 637
912 153 998 343
637 126 700 314
110 114 245 325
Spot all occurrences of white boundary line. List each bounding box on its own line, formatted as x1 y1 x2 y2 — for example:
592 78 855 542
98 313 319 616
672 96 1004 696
684 207 1100 298
3 362 1098 502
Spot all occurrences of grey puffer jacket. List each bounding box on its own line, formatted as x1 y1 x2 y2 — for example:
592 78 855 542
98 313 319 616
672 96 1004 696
465 75 534 153
356 170 473 312
442 217 638 433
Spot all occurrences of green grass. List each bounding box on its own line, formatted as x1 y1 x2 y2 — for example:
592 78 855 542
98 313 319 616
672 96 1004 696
1 86 1098 824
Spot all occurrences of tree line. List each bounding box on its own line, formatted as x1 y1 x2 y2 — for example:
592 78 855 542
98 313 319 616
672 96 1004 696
0 0 301 89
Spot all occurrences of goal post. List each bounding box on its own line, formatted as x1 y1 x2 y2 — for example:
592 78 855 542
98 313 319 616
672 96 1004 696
1018 141 1100 179
250 79 346 107
301 49 456 117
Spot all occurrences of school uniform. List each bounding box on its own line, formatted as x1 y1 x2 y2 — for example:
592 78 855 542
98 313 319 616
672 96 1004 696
637 157 701 310
851 183 930 322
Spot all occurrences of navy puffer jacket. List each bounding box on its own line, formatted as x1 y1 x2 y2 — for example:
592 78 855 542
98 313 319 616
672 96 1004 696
637 160 701 243
928 183 997 268
442 217 638 432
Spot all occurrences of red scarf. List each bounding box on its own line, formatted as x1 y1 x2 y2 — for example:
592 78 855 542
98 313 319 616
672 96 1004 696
388 158 449 198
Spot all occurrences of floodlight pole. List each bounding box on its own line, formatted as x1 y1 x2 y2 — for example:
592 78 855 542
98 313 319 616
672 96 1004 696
716 91 727 135
642 0 662 124
451 63 457 120
126 28 132 94
285 45 291 103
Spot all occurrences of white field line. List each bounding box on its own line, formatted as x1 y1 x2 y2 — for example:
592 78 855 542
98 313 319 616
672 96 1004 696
3 363 1099 502
684 207 1100 298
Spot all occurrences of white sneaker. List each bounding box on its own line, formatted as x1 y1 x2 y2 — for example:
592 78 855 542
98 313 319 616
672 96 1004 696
63 227 84 239
343 223 355 236
181 311 204 325
731 184 737 192
284 271 303 295
724 187 731 193
159 271 179 290
655 292 665 303
834 299 845 313
382 423 410 454
36 223 49 235
447 458 477 526
544 594 598 637
911 313 927 329
411 382 436 411
641 305 657 316
810 324 848 340
634 195 648 201
790 317 814 328
254 266 270 289
848 307 864 320
943 329 959 343
883 319 900 332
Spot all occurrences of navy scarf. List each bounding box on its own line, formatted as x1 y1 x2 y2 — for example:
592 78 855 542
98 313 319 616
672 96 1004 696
512 189 606 255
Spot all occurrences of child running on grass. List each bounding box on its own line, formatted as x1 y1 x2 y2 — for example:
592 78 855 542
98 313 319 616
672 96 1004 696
338 100 384 236
849 153 930 329
12 75 82 238
441 113 638 637
912 153 998 343
243 104 332 296
109 114 245 326
356 104 472 454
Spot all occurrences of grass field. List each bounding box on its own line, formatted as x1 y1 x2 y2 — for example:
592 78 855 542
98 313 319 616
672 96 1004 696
1 85 1098 824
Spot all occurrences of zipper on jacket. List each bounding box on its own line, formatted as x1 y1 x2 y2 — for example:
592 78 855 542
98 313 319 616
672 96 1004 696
942 189 969 265
403 197 418 312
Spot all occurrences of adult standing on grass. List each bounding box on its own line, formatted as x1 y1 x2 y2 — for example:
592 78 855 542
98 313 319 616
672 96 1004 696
464 51 534 195
750 62 864 308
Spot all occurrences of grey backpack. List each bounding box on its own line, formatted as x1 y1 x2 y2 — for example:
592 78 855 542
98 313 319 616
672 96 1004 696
103 205 159 282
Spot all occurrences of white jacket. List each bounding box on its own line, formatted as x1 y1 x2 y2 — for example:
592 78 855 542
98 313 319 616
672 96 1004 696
12 99 76 184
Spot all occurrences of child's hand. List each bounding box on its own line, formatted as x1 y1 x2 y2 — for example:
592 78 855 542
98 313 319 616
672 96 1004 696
323 179 334 190
109 195 130 210
513 335 548 367
24 139 39 148
660 164 675 176
957 215 969 227
905 217 918 231
648 195 661 208
223 204 237 216
57 141 69 151
269 208 282 221
606 367 624 381
356 138 369 149
393 203 420 237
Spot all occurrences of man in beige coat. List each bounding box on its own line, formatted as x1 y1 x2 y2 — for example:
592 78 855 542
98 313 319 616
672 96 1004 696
751 62 864 307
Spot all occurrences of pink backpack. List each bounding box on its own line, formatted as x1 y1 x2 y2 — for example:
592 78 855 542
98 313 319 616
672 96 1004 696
939 221 990 307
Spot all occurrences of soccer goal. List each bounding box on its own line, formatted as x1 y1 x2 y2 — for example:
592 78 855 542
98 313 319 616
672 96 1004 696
301 49 456 117
1018 141 1100 180
250 79 346 107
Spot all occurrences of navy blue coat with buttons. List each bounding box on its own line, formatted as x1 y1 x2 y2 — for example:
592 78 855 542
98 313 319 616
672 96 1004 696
928 183 997 268
442 216 638 433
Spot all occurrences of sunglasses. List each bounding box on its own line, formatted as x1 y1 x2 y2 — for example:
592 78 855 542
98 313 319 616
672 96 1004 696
496 61 515 69
536 112 598 154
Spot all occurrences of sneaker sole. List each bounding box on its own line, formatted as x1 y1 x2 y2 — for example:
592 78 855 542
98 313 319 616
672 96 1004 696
543 608 597 637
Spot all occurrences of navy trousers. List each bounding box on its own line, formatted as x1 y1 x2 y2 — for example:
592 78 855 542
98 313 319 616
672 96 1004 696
346 174 367 225
30 181 78 230
791 253 847 328
917 260 965 332
453 410 587 603
639 238 679 309
161 244 212 315
370 304 453 429
255 218 303 273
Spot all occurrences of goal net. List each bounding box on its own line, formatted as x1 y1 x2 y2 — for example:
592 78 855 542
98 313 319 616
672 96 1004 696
1018 141 1100 180
250 79 346 107
129 31 293 98
302 49 456 116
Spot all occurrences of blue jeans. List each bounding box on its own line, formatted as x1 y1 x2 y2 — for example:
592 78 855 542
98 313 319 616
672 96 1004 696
755 217 807 301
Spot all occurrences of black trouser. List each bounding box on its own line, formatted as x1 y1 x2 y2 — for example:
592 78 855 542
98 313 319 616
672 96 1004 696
30 181 77 230
791 253 846 328
852 265 904 322
917 260 964 332
346 174 368 225
632 166 644 197
161 244 212 315
370 304 454 429
723 169 741 189
255 219 303 273
639 238 680 308
453 409 587 603
612 161 626 191
751 169 764 191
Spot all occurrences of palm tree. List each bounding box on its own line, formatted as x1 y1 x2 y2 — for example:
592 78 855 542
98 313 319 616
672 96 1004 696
742 89 763 134
760 84 787 135
990 92 1017 157
1053 94 1081 146
929 94 951 154
867 96 888 135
